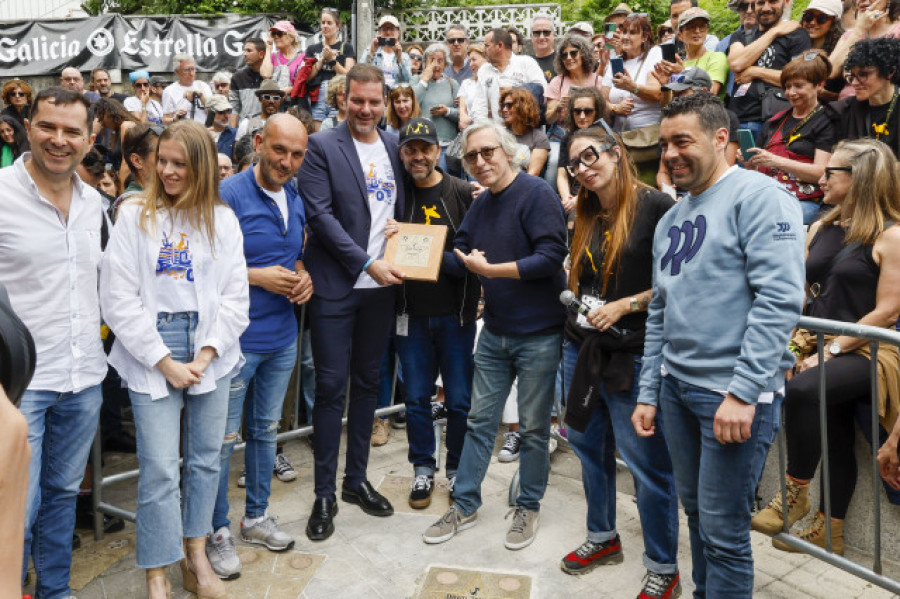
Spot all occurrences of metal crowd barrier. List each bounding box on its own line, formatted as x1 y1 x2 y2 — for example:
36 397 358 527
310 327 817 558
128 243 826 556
89 311 406 540
772 316 900 594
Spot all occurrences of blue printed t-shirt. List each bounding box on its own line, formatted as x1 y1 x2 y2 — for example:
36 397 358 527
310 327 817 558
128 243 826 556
220 166 306 353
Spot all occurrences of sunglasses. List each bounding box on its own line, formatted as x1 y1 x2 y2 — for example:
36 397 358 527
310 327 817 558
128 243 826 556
271 31 286 37
572 107 596 116
738 2 756 11
566 144 612 177
447 37 467 45
562 49 580 60
409 53 423 60
259 94 284 101
802 12 832 25
532 29 553 37
215 109 232 115
462 145 500 164
658 28 673 35
794 51 821 62
500 102 514 110
134 82 150 88
824 166 852 178
8 91 26 97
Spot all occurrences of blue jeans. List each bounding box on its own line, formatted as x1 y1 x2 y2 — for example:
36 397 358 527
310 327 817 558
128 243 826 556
311 78 337 121
453 328 561 514
213 340 297 531
130 312 229 568
395 314 476 477
564 342 679 575
21 384 102 599
659 374 762 598
799 200 827 225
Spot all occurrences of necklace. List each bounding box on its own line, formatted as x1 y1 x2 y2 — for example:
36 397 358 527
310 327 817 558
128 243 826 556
785 105 821 146
871 87 899 140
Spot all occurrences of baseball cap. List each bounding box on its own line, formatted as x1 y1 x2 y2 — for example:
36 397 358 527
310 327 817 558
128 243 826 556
206 95 233 113
662 67 712 92
149 76 171 87
378 15 401 29
804 0 843 18
678 7 711 30
270 20 297 35
399 118 438 147
569 21 595 37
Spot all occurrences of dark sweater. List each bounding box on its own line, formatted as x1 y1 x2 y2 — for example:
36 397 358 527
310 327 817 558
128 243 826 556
449 173 567 336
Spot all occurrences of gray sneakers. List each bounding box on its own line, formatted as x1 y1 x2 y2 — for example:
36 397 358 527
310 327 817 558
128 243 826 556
423 505 477 544
206 526 242 579
240 513 295 551
505 506 539 550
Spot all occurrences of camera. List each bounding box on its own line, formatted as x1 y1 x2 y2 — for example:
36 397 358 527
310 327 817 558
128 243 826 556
378 37 396 47
0 284 36 407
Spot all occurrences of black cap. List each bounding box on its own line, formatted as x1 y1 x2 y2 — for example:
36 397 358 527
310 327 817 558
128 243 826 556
399 118 439 147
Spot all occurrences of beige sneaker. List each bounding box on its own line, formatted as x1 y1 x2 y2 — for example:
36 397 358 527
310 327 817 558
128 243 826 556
423 505 477 544
772 511 844 555
751 477 810 535
371 418 390 447
505 506 539 550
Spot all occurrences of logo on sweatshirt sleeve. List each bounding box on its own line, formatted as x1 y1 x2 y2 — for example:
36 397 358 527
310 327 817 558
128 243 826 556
774 221 797 241
660 215 706 276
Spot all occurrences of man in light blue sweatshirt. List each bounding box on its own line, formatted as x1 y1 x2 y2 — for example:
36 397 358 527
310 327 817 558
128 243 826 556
632 93 805 598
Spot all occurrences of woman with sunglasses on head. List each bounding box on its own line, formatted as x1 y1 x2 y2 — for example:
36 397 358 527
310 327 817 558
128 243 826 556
99 120 249 599
385 84 422 135
262 20 304 95
746 51 837 225
304 8 356 126
546 34 603 127
798 0 847 101
556 88 608 218
0 115 28 169
828 37 900 156
499 88 550 177
1 79 32 128
125 71 164 125
558 125 681 598
407 44 424 76
752 139 900 556
113 123 163 218
829 0 900 98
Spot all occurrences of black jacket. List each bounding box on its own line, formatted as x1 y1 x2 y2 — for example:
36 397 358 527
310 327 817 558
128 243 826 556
825 96 900 158
397 169 482 325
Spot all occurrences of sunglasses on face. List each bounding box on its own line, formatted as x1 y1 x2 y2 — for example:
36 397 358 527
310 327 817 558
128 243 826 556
447 37 467 45
825 166 852 178
802 12 831 25
659 28 673 35
409 53 423 60
500 102 514 110
8 91 26 97
271 31 286 38
562 49 580 60
259 94 284 101
134 82 150 88
462 145 500 164
216 109 232 115
572 107 596 116
738 2 756 11
532 29 553 37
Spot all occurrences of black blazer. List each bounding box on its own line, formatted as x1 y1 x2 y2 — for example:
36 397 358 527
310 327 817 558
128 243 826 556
299 122 406 300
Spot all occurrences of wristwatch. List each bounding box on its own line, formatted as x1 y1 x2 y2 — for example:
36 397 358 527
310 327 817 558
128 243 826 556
630 297 640 312
827 341 842 357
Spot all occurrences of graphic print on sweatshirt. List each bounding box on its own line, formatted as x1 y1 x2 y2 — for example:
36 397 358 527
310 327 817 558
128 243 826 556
157 231 194 282
660 215 706 276
365 160 397 207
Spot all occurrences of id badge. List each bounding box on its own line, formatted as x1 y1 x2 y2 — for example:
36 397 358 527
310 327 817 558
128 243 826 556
576 295 605 329
396 313 409 336
734 83 751 98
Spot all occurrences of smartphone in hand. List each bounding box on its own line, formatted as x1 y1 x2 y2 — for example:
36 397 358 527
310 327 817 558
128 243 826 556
610 57 625 77
661 43 677 63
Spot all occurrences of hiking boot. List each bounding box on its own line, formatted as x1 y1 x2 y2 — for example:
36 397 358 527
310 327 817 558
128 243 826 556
206 527 241 580
423 506 477 544
560 536 624 575
409 474 434 509
751 477 810 535
498 431 521 462
638 571 682 599
273 453 298 482
371 418 390 447
772 511 844 555
240 514 295 551
505 506 539 550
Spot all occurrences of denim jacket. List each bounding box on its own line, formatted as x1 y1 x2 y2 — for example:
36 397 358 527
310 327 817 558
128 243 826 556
361 47 411 87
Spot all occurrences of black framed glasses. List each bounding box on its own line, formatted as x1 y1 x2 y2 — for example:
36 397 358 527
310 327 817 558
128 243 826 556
8 91 26 97
532 29 553 37
566 144 611 177
447 37 467 45
824 166 852 179
462 145 500 164
134 82 150 88
561 49 580 60
802 12 831 25
845 69 876 84
215 109 232 115
271 31 286 38
738 2 755 11
572 107 596 116
500 102 514 110
658 28 673 36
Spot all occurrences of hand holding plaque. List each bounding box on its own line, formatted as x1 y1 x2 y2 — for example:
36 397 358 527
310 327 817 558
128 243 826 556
384 222 448 282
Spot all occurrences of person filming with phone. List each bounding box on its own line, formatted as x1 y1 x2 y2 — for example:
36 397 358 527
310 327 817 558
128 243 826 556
362 15 412 89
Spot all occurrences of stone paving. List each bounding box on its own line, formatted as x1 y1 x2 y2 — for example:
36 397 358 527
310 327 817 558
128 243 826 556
50 426 900 599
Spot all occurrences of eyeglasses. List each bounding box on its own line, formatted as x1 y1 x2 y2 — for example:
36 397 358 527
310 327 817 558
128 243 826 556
845 68 877 84
409 53 423 60
572 107 596 116
658 28 673 35
180 67 196 73
134 82 150 88
566 144 611 177
802 12 831 25
8 91 26 97
271 31 286 38
463 145 501 164
447 37 467 45
794 51 821 62
738 2 756 11
500 102 514 110
216 109 232 115
824 166 852 179
562 49 580 60
532 29 553 37
259 94 284 101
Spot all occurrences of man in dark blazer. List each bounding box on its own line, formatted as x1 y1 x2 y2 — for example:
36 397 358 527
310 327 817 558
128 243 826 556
298 63 406 541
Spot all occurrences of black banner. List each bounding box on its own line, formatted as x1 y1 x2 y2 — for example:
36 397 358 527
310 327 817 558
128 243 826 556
0 14 312 76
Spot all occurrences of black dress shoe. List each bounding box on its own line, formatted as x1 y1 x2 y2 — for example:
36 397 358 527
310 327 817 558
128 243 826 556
341 480 394 517
306 497 338 541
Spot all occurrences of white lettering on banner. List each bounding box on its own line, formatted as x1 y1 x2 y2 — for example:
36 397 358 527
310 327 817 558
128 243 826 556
223 30 243 57
0 35 81 62
121 30 228 59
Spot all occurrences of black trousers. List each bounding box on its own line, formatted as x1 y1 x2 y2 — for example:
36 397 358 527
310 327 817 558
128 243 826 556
308 287 395 500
